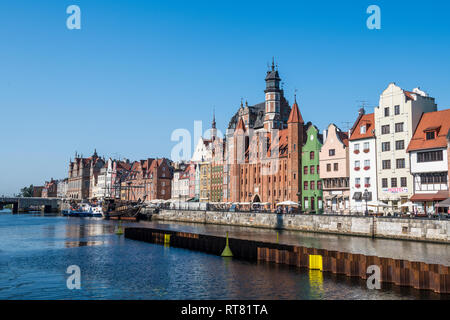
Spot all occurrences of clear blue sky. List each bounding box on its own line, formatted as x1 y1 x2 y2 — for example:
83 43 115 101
1 0 450 196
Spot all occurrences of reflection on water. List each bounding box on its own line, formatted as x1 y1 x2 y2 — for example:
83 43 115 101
65 241 106 248
309 270 324 299
0 213 448 300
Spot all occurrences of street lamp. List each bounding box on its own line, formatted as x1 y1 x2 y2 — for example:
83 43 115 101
363 188 369 216
296 191 301 214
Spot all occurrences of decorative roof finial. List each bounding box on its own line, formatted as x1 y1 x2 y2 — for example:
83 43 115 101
271 57 275 71
212 107 216 129
294 88 298 103
240 98 243 108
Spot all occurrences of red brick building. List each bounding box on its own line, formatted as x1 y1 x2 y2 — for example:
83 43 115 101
224 63 306 209
120 158 172 201
67 150 105 200
42 179 58 198
32 186 44 198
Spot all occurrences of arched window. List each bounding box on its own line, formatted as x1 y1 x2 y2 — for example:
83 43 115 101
310 151 314 160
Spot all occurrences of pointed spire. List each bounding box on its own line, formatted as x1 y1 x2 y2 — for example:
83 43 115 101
212 107 216 129
236 117 246 132
288 97 304 124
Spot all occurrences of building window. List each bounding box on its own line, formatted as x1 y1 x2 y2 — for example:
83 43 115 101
382 160 391 169
355 178 360 186
363 142 370 150
394 105 400 115
329 149 335 156
401 177 407 187
426 131 436 140
354 160 360 169
304 181 308 190
417 150 443 163
365 177 370 186
391 178 397 188
364 159 370 168
395 122 404 133
310 151 315 160
396 158 405 169
317 165 320 174
317 181 322 190
327 164 331 172
382 178 388 188
395 140 405 150
381 125 390 134
310 181 315 190
360 126 366 134
333 163 338 171
382 142 390 152
384 107 389 117
354 144 360 151
304 166 308 174
310 166 315 174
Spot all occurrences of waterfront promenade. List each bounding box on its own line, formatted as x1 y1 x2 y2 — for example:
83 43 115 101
151 209 450 244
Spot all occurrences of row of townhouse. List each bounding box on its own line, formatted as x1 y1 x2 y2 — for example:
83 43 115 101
41 150 173 202
176 64 450 215
349 84 450 214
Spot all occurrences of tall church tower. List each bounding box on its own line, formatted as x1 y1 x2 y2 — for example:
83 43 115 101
287 96 304 202
264 59 281 131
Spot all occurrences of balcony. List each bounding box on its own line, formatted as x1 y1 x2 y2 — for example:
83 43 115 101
364 166 370 170
354 167 360 171
355 184 361 188
364 184 370 188
353 150 360 154
363 149 370 153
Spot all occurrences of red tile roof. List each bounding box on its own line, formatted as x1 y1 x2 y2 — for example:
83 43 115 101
349 113 375 141
407 109 450 152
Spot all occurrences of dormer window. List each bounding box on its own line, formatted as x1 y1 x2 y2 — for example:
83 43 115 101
360 125 366 134
426 131 436 140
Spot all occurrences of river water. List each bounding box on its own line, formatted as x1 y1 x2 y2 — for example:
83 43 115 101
0 210 448 300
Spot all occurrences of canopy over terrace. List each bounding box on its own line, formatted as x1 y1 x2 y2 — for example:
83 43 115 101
435 198 450 208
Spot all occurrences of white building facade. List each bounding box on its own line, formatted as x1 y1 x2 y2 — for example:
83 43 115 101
407 109 450 214
349 110 378 214
374 83 437 213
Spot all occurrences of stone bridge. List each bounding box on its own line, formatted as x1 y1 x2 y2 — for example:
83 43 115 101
0 197 61 213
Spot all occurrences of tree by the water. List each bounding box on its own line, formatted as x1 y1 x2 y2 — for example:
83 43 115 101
20 185 34 197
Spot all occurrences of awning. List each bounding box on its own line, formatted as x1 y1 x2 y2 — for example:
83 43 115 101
410 191 448 202
436 198 450 208
353 192 362 200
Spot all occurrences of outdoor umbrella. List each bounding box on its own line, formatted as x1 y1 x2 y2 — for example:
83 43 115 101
276 200 299 206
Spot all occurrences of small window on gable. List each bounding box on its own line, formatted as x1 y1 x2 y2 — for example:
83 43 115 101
426 131 436 140
360 125 366 134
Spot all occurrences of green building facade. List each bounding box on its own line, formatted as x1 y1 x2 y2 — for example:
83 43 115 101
301 124 323 213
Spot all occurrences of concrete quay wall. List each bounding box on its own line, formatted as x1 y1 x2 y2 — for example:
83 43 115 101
154 210 450 243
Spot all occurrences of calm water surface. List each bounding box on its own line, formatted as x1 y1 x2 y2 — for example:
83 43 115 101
0 210 447 300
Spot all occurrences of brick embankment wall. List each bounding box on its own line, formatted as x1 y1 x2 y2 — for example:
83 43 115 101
124 227 450 294
154 210 450 243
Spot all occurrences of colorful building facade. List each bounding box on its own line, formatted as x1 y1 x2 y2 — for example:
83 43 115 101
320 124 350 213
301 124 323 213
